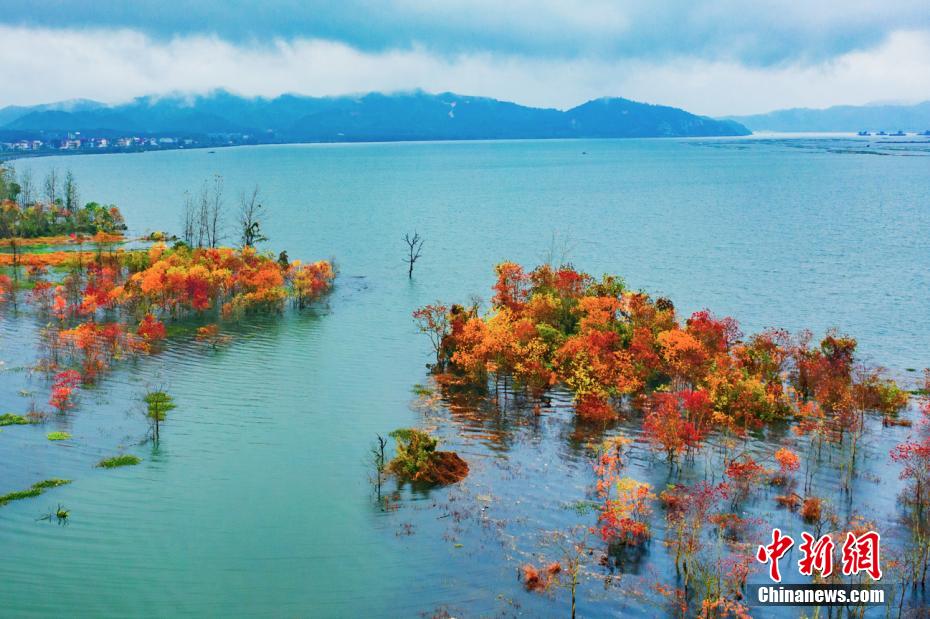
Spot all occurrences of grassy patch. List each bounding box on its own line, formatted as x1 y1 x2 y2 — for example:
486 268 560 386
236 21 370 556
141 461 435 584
0 478 71 507
47 432 71 441
412 384 434 396
0 414 33 427
564 499 599 515
0 488 42 504
97 454 142 469
31 478 71 490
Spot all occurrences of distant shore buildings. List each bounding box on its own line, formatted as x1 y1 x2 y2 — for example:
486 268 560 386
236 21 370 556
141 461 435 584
857 130 927 137
0 132 252 156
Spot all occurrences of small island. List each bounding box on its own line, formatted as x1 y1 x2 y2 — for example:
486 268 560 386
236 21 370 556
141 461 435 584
0 163 335 505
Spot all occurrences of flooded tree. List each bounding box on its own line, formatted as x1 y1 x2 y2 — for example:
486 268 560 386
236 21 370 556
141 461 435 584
49 370 81 414
237 185 268 248
369 434 387 503
403 231 424 278
521 527 593 619
144 390 176 442
412 303 449 368
387 428 468 485
192 175 225 248
181 191 196 246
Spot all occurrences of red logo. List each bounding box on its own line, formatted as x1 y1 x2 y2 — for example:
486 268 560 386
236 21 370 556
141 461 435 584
756 529 882 581
841 531 882 580
798 532 835 577
756 528 794 582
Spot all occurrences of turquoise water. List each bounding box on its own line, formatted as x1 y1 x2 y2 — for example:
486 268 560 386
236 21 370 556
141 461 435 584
1 136 929 617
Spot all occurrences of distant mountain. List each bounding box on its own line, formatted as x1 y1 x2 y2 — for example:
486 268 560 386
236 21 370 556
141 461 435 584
0 90 750 143
566 98 747 138
0 99 105 127
728 101 930 132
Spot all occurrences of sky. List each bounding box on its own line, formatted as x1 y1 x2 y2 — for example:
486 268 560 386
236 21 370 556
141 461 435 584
2 1 930 116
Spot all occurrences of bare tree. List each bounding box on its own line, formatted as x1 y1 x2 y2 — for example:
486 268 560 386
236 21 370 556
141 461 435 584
540 230 576 268
181 191 196 246
237 185 268 247
197 181 210 248
43 168 59 205
189 175 226 248
403 231 424 278
369 434 387 505
208 174 224 248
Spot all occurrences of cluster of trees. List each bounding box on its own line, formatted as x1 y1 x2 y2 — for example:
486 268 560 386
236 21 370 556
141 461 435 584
2 222 334 426
26 241 333 323
417 262 908 435
419 262 919 614
0 167 334 430
0 165 125 238
889 372 930 592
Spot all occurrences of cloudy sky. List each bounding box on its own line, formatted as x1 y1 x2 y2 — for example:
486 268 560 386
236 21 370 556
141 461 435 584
2 1 930 115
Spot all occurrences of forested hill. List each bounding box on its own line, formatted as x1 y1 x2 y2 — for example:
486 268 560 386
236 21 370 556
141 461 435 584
0 91 750 143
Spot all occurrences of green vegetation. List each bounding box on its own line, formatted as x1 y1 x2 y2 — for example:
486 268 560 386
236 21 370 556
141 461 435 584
0 165 17 203
47 431 71 441
97 454 142 469
0 165 126 238
31 478 71 490
0 478 71 507
37 502 71 524
0 413 33 426
0 487 42 504
387 428 469 485
564 500 599 516
412 383 434 396
388 428 439 479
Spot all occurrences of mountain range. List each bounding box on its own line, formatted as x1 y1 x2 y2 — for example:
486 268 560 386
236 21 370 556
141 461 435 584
729 101 930 132
0 90 750 142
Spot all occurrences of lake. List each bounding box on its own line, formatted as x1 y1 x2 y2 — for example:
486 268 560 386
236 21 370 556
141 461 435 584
1 136 929 617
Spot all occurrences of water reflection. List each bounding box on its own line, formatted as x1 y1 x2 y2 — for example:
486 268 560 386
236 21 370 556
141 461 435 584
402 374 928 616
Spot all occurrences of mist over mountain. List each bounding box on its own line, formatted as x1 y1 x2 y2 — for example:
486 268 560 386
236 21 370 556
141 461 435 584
729 101 930 132
0 90 750 143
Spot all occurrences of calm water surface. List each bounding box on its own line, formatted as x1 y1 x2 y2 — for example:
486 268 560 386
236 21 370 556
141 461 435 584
1 137 929 617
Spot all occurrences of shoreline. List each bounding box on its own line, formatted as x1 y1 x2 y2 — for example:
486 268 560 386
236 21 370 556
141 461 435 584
6 131 930 162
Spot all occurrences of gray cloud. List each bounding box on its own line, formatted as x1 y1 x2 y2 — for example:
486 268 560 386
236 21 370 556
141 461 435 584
4 0 930 66
2 25 930 115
